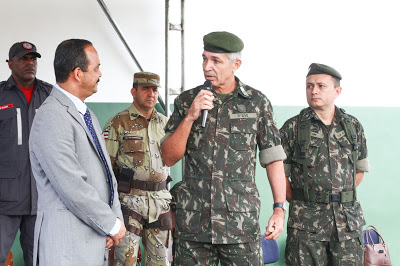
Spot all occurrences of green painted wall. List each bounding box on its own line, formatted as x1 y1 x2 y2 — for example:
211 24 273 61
10 104 400 265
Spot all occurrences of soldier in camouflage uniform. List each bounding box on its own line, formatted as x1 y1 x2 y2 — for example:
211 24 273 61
161 31 287 265
103 72 173 266
280 63 370 265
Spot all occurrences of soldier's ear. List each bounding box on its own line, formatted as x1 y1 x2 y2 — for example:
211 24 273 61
334 86 342 99
7 60 13 70
232 59 242 72
131 88 136 97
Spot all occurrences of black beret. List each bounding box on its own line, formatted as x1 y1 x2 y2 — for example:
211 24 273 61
203 31 244 53
307 63 342 80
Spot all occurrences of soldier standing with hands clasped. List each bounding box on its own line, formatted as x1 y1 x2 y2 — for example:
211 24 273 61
161 31 287 265
281 63 369 265
103 72 173 266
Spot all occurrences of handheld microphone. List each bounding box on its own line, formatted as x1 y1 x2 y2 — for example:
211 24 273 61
201 80 213 128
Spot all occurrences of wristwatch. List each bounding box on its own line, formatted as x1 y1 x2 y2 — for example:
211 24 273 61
273 202 287 212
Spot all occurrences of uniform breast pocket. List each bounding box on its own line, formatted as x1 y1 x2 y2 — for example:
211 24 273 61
0 107 17 138
293 134 323 168
123 135 145 166
336 132 355 163
0 107 18 161
307 135 323 166
229 118 257 151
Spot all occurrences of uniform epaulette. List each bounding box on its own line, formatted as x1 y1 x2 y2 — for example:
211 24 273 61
114 109 130 120
299 107 313 121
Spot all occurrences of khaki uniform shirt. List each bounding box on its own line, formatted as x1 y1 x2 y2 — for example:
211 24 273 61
165 77 286 244
280 107 369 241
103 104 168 183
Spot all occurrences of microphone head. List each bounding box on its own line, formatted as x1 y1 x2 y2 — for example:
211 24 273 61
203 80 212 91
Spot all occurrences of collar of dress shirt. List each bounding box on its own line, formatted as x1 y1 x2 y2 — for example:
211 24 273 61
54 83 88 115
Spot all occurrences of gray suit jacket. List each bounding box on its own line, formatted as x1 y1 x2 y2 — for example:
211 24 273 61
29 87 123 266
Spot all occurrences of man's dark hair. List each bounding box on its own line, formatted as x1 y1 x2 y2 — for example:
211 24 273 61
54 39 92 83
332 77 340 87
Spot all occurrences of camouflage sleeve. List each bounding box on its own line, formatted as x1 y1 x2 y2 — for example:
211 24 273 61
103 117 119 167
164 94 185 135
279 117 297 177
257 96 286 167
355 119 370 172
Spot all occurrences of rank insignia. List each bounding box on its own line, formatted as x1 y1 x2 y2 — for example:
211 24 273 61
237 104 246 113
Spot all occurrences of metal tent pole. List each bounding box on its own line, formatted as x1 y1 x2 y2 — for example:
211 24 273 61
97 0 165 111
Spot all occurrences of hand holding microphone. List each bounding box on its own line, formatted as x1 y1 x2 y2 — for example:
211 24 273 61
201 80 213 127
185 80 214 124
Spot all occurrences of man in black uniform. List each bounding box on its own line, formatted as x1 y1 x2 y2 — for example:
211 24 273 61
0 42 52 265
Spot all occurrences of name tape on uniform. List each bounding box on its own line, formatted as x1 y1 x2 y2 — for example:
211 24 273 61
0 104 14 111
230 113 257 119
123 136 143 140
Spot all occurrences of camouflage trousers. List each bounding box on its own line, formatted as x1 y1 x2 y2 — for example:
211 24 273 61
115 189 172 266
173 239 263 266
285 232 364 265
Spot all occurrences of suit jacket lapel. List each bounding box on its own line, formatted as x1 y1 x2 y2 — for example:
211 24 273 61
50 88 101 160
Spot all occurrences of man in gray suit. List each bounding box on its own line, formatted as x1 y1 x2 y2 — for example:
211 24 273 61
29 39 126 265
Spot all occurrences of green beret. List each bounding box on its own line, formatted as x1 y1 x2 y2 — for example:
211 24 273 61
133 72 161 87
203 31 244 53
307 63 342 80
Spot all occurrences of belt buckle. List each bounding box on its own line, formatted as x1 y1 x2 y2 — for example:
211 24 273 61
330 193 341 202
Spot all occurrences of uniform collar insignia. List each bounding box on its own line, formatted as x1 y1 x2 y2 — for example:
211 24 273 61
238 80 250 98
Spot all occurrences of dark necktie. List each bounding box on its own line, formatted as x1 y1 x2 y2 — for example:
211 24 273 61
83 109 114 207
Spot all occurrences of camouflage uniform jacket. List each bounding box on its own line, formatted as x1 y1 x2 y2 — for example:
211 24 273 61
165 77 286 244
280 106 369 242
103 104 169 184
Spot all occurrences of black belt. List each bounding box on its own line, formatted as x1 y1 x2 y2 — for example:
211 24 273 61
131 179 167 191
292 189 355 204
